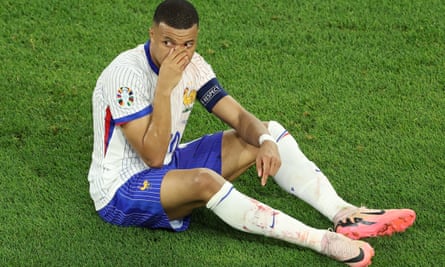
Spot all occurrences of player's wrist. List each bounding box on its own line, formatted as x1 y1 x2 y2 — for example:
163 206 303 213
258 134 277 146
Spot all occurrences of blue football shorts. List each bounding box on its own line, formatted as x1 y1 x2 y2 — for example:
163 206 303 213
98 132 223 232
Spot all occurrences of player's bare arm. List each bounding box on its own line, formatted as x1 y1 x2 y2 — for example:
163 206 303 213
212 96 281 185
121 47 189 167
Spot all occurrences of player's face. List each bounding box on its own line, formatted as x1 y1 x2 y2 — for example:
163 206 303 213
149 22 198 68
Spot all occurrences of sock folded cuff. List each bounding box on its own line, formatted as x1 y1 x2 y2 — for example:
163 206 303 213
206 181 234 210
267 121 288 142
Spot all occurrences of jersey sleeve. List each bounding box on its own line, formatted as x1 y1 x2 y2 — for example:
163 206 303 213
103 66 153 125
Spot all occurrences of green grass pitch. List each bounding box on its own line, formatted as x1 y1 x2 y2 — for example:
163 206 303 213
1 0 444 266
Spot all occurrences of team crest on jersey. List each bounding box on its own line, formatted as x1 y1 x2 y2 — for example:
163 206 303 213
182 87 196 112
117 87 134 107
140 180 150 191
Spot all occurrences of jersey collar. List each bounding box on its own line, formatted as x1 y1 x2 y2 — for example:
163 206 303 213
144 41 159 75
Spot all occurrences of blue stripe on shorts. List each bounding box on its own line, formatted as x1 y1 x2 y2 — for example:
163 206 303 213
98 132 223 232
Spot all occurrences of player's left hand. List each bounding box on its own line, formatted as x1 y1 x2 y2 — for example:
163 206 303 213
256 141 281 186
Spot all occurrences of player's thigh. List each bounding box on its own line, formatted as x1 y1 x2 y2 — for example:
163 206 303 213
221 129 258 180
160 168 226 218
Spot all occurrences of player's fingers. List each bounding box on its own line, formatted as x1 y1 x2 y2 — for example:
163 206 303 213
270 157 281 176
256 157 262 178
172 47 187 60
178 55 190 70
261 173 269 187
262 155 281 185
164 47 182 62
171 50 189 69
261 158 271 186
161 48 175 64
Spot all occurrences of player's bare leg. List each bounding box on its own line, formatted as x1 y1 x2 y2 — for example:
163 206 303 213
220 129 257 181
160 168 226 219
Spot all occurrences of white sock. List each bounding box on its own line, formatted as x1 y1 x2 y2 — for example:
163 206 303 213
268 121 355 221
207 181 327 252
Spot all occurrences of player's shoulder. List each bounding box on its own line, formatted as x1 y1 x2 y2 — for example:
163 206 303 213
190 51 209 65
101 44 149 78
112 44 147 69
187 51 214 74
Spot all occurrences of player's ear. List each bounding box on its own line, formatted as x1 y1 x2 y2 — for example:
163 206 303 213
149 27 154 40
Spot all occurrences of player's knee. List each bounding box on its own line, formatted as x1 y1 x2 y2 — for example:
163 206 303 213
264 120 281 129
190 168 225 200
265 120 286 140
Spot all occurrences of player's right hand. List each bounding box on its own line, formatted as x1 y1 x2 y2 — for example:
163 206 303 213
256 140 281 186
157 47 190 94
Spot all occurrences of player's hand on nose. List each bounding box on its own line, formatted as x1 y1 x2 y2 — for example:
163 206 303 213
158 47 190 93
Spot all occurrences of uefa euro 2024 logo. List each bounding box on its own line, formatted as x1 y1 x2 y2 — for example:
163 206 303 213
117 87 134 107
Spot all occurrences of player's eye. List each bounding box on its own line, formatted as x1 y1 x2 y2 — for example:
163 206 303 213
184 42 194 48
163 40 174 47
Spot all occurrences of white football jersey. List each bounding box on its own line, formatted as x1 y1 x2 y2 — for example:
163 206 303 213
88 42 225 210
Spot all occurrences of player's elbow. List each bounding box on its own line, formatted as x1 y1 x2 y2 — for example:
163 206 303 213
138 140 169 168
143 157 164 168
148 161 164 168
142 154 165 168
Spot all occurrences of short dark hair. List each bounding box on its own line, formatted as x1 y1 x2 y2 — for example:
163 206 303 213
153 0 199 29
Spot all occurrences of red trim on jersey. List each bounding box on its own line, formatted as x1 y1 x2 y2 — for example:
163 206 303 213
104 106 114 156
